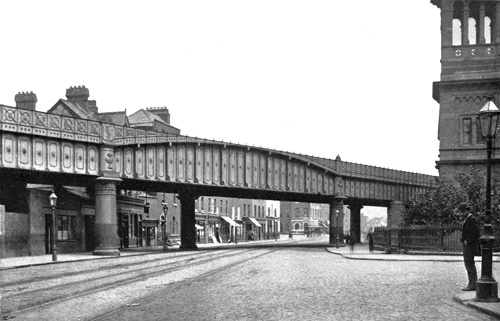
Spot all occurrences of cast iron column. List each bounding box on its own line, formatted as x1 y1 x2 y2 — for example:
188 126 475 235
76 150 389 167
348 203 363 243
179 192 199 250
329 197 345 246
93 177 122 256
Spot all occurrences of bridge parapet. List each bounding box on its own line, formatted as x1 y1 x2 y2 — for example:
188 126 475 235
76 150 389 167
295 154 435 187
0 105 233 146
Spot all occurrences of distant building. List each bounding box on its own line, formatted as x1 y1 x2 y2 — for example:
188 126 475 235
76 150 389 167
280 201 329 237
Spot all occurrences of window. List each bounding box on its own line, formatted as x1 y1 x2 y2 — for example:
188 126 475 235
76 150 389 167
452 19 462 46
57 215 76 240
463 117 473 145
476 117 485 144
274 209 277 217
295 208 300 218
201 197 204 211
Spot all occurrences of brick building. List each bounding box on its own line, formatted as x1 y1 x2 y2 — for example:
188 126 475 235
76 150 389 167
432 1 500 189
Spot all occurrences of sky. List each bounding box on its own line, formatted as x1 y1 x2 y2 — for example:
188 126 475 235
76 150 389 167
0 1 442 177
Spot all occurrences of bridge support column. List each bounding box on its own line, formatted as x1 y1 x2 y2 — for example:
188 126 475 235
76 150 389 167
388 201 404 227
329 198 345 246
178 192 199 250
348 203 363 243
93 177 121 256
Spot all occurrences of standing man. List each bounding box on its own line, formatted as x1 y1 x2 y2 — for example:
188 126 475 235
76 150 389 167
459 202 481 291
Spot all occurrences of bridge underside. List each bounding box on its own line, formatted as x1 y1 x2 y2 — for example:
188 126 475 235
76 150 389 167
1 168 394 207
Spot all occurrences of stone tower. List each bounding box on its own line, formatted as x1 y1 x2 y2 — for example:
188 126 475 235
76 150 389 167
432 0 500 182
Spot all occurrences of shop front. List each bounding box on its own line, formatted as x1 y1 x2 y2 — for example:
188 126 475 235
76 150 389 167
243 217 262 241
220 216 241 243
195 213 220 243
116 196 145 249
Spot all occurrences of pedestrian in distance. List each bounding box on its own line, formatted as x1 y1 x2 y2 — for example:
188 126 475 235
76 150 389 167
349 232 357 253
458 202 481 291
367 228 374 253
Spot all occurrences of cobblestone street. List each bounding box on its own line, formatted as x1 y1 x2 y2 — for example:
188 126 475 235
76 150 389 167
93 245 496 321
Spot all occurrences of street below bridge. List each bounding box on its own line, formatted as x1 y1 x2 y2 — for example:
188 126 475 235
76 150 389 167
1 237 496 321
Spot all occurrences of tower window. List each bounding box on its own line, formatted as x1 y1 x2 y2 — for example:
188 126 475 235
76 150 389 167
463 118 472 145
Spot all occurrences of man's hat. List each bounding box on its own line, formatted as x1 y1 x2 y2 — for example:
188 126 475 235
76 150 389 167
458 202 470 211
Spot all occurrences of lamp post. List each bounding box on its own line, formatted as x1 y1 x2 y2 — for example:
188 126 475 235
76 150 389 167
335 210 339 248
162 201 168 251
477 97 500 302
49 191 58 262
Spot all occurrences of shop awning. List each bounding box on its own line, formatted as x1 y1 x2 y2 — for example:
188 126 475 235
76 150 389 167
221 216 241 227
195 224 204 230
321 223 329 228
142 219 159 227
248 217 262 227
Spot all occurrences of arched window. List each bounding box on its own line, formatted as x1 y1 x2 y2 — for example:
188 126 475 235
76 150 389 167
485 16 492 44
294 223 300 231
453 1 464 46
469 17 477 44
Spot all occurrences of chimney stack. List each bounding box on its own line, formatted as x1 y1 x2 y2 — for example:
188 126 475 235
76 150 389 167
15 91 37 110
66 85 89 103
87 100 98 115
147 107 171 124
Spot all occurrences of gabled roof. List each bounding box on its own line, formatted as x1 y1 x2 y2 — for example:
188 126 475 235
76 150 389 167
47 99 95 120
96 111 129 126
128 109 167 126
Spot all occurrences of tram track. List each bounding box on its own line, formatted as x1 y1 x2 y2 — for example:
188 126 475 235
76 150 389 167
2 248 264 317
2 250 231 288
90 247 279 321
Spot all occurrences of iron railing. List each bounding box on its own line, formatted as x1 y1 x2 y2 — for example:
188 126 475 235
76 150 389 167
373 224 463 252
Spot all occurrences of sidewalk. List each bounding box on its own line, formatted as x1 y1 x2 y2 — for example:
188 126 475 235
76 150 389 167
327 244 500 320
0 237 295 270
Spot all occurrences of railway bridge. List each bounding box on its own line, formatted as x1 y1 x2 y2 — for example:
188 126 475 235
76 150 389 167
0 105 435 255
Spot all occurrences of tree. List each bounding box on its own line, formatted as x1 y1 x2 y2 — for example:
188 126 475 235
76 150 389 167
403 176 466 225
403 166 500 248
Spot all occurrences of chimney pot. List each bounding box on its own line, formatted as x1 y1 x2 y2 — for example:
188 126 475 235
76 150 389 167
66 85 90 103
14 91 37 110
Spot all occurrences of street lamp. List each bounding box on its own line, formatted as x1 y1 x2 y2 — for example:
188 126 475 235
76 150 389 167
161 200 168 251
335 210 339 248
49 191 58 262
477 97 500 302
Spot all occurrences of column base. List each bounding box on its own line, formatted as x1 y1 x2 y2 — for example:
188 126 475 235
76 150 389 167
476 280 499 302
179 244 198 251
93 247 120 257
